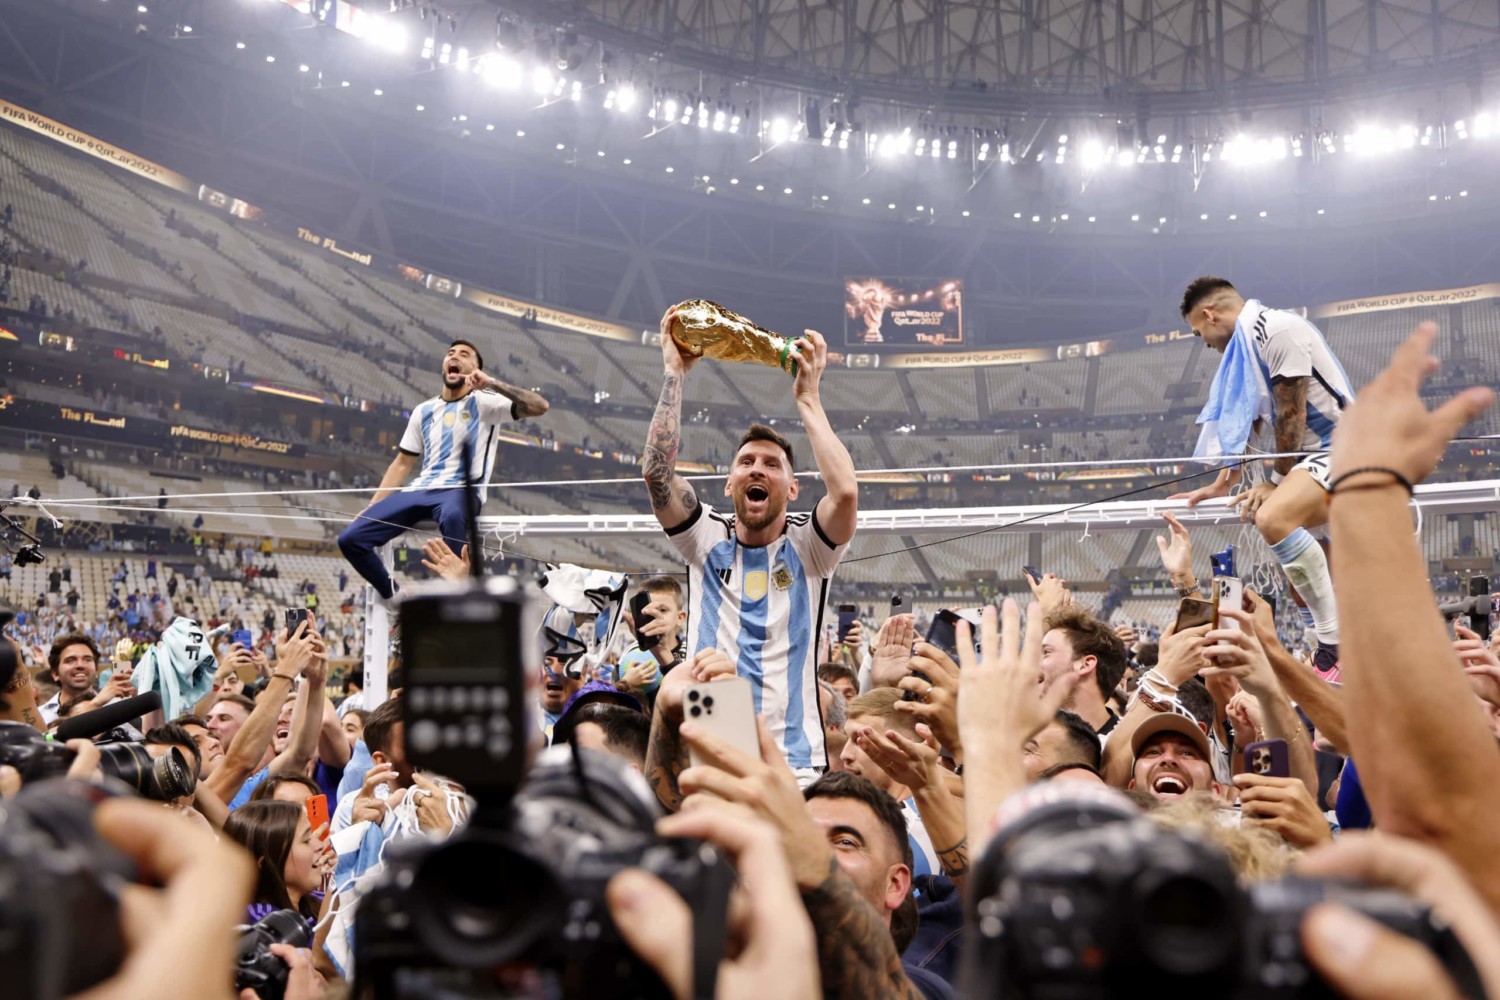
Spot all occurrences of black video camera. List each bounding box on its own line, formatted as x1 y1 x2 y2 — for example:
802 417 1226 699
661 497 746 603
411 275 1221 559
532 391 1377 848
1438 574 1493 642
234 908 310 1000
0 778 136 1000
0 722 197 802
965 785 1483 998
352 577 734 1000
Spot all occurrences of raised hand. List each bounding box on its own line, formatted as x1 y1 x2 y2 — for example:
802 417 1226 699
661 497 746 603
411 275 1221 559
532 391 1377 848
1228 481 1277 523
1154 511 1197 586
895 642 962 756
658 306 698 377
789 329 828 401
869 613 915 687
1025 573 1074 615
1234 772 1332 848
420 538 470 581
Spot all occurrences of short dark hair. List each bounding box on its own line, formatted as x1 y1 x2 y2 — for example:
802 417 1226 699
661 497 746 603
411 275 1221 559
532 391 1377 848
817 661 859 689
1135 642 1159 668
346 667 364 690
212 693 257 716
1045 609 1129 701
48 633 98 676
737 423 794 469
1177 678 1215 729
803 771 912 873
573 703 650 768
249 771 323 803
638 576 683 604
1179 276 1238 318
1052 709 1103 770
173 714 209 729
363 696 402 757
448 339 484 371
144 722 203 776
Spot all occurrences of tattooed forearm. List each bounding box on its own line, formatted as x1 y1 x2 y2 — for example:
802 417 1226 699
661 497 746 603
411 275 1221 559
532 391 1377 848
935 836 970 880
642 373 698 517
1271 376 1309 475
801 860 921 1000
488 377 549 418
643 709 690 812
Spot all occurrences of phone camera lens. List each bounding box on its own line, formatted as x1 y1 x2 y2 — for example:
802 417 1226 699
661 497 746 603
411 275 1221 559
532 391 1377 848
689 705 701 718
687 690 699 702
703 696 714 708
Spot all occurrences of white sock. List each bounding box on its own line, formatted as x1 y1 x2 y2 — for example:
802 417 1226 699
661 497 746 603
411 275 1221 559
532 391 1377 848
1269 527 1339 647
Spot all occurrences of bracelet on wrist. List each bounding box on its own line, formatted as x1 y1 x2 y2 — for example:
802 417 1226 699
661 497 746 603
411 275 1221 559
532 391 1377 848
1326 466 1415 500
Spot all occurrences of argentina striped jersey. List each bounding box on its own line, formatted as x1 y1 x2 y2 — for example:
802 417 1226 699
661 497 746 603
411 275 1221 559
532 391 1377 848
1237 302 1356 452
666 502 849 769
398 389 517 497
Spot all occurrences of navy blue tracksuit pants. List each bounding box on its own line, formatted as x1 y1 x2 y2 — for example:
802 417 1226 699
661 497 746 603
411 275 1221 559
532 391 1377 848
337 487 474 599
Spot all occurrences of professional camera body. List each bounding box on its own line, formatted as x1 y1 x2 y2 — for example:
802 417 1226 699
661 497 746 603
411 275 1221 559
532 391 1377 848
1439 573 1493 642
353 577 734 1000
965 784 1483 998
0 778 135 1000
0 721 197 801
235 908 311 1000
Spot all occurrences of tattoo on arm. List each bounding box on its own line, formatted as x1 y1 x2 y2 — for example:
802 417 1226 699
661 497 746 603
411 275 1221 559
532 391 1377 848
642 374 699 516
643 712 690 812
487 377 549 418
934 836 970 879
1272 377 1310 475
801 859 921 1000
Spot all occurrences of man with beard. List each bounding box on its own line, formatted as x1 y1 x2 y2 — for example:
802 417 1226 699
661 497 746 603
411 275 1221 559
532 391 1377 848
338 339 549 600
1128 714 1225 802
643 310 857 778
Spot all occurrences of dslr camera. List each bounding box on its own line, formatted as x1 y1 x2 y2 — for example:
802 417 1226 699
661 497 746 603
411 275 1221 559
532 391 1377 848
965 784 1483 998
0 722 197 801
235 909 311 1000
0 778 136 1000
353 576 734 1000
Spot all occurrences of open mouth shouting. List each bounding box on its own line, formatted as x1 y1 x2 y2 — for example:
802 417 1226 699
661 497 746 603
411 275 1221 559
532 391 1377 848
444 360 465 382
1149 770 1190 798
745 483 770 504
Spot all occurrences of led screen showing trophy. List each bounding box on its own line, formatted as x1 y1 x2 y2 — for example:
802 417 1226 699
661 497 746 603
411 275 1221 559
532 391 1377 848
843 278 964 347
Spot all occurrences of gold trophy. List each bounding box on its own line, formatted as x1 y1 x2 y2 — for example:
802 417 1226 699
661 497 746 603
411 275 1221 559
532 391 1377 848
667 299 799 376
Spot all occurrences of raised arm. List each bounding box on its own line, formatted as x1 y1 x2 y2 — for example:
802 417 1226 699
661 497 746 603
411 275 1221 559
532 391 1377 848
467 371 549 418
642 308 701 531
369 451 420 507
270 623 330 776
1245 590 1349 751
1327 324 1500 910
790 330 857 545
205 624 312 803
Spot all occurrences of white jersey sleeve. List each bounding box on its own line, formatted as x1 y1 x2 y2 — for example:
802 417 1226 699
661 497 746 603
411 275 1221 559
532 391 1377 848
784 503 850 578
397 404 426 455
664 502 734 564
472 387 517 425
1258 312 1317 383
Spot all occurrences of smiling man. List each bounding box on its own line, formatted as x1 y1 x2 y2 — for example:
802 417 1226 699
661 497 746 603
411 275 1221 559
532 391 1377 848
338 339 550 600
1128 714 1225 802
643 308 858 777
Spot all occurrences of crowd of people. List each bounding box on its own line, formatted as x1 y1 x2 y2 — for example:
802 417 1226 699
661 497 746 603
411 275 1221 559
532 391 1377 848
1 299 1499 1000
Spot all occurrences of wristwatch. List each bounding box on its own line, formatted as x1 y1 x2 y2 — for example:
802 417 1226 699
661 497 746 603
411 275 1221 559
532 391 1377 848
1173 580 1202 597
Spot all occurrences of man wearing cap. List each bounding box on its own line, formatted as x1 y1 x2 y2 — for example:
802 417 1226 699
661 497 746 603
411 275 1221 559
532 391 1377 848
1127 713 1225 802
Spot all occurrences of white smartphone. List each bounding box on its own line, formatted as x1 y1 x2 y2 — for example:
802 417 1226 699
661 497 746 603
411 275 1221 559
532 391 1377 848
685 676 760 768
1215 576 1244 631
